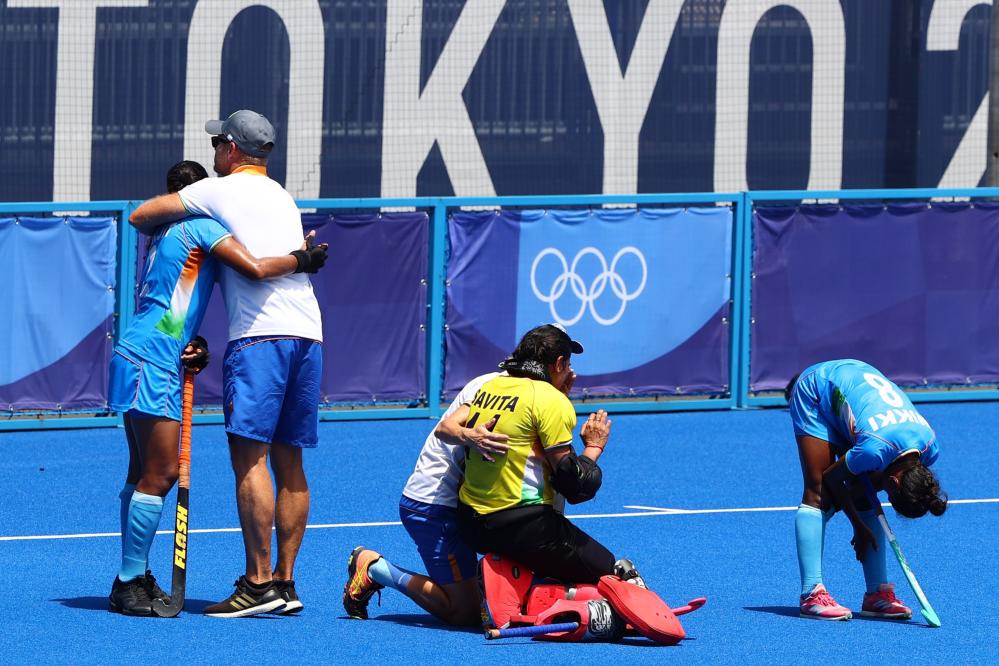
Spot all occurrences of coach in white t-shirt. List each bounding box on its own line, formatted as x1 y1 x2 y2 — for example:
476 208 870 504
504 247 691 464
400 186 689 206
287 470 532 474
130 110 322 618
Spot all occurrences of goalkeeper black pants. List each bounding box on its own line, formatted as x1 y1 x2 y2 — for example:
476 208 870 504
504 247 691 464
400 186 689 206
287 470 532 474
456 502 615 583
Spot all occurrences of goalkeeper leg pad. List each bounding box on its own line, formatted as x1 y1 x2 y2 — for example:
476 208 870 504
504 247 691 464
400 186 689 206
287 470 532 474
598 575 686 645
478 554 533 629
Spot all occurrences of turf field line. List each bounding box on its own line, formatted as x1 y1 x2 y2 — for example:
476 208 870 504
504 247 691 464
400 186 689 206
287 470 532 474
623 504 796 515
3 499 997 542
624 498 999 515
0 521 402 542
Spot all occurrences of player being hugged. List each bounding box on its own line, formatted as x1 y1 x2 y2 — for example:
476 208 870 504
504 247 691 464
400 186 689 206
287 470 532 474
445 324 642 588
107 161 327 616
786 359 947 621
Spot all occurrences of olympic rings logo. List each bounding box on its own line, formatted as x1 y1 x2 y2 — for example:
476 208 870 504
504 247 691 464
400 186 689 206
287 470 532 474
530 247 647 326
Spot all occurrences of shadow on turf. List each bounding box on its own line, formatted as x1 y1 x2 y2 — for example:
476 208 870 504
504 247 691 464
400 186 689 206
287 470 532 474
743 605 803 618
54 597 285 618
366 613 481 634
743 606 929 628
365 614 692 645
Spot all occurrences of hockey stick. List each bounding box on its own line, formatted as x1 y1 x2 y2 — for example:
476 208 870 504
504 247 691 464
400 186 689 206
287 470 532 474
860 475 941 627
485 622 580 640
151 370 194 618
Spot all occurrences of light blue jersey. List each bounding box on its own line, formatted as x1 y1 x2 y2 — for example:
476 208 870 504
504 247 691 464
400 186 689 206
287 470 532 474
789 359 939 475
116 217 230 372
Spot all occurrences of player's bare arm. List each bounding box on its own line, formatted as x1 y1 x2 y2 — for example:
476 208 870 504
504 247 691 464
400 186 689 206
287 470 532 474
130 192 189 234
435 404 510 462
212 230 328 279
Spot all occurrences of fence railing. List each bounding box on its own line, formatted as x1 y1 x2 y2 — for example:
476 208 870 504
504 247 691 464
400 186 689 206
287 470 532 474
3 187 999 430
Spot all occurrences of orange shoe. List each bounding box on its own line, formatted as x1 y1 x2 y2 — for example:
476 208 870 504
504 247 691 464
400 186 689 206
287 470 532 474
342 546 384 619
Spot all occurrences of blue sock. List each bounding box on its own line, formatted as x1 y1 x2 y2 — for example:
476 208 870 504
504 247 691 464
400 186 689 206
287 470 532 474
795 504 833 596
118 491 163 582
118 484 136 560
368 557 415 593
858 509 887 594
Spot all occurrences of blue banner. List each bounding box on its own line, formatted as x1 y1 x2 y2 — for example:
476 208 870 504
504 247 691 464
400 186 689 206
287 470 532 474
751 202 999 391
446 208 732 398
140 212 429 407
0 217 116 410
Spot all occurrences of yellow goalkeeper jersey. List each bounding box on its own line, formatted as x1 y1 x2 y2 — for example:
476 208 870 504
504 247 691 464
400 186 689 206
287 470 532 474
458 375 576 514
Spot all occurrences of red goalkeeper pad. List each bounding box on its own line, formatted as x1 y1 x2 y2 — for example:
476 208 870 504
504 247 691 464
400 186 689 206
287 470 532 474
478 554 533 629
598 576 686 645
524 582 602 617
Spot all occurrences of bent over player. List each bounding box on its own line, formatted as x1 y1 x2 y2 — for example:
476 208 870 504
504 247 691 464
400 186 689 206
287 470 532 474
787 359 947 621
109 161 327 616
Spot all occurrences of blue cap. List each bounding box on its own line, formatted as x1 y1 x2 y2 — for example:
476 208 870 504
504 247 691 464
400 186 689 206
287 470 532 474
205 110 275 157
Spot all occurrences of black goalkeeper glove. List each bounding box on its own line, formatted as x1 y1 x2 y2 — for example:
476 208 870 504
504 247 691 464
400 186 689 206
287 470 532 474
290 234 328 273
181 336 210 374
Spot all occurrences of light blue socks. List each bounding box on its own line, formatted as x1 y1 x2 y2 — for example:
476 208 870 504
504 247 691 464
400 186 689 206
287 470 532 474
118 491 163 582
368 557 415 592
118 483 136 559
795 504 833 596
858 509 887 594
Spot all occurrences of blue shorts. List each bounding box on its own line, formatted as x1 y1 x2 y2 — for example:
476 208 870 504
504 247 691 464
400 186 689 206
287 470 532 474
399 495 477 584
108 349 182 420
223 336 322 448
789 368 850 452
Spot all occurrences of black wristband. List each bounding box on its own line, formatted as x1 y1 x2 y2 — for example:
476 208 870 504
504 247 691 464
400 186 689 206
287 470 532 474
290 249 308 273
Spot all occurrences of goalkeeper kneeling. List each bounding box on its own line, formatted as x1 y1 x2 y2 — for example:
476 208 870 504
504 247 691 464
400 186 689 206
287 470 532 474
438 325 623 587
438 325 704 643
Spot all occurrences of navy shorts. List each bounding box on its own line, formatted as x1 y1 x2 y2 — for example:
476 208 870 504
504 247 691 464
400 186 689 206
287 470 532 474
223 336 322 448
400 495 478 584
108 349 181 420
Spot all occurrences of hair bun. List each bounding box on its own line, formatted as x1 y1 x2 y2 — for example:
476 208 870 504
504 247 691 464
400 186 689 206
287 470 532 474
929 494 948 517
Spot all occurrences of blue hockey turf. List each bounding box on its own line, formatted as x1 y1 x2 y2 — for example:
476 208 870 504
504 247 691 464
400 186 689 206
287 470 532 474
2 402 997 664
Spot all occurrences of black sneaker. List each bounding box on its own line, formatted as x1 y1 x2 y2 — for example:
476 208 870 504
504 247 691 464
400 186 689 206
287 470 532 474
143 570 169 602
273 579 303 614
204 576 287 618
613 558 648 589
109 576 154 616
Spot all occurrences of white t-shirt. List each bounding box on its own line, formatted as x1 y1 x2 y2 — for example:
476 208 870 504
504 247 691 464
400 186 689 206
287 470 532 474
402 372 500 508
178 170 323 342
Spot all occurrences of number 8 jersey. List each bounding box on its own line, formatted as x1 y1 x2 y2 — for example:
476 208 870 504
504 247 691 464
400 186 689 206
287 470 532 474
789 359 939 475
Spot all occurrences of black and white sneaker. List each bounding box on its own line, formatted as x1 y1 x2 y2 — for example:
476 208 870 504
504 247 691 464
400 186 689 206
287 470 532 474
273 579 303 614
613 558 648 589
109 576 154 616
204 576 287 618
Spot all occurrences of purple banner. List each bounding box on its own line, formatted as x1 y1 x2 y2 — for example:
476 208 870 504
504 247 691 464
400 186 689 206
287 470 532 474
751 202 999 391
446 208 732 399
136 213 428 406
0 217 116 410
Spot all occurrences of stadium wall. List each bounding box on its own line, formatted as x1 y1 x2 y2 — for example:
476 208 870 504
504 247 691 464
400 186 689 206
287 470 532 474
0 1 992 202
2 188 999 430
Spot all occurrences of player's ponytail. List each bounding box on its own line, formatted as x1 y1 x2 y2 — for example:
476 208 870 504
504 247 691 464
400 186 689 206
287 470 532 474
892 461 948 519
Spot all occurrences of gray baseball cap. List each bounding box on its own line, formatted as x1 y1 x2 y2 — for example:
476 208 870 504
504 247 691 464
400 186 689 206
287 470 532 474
205 110 275 157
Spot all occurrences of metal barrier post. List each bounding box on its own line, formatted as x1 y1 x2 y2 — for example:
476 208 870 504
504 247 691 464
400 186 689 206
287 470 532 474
114 201 139 342
425 200 449 417
729 192 750 408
